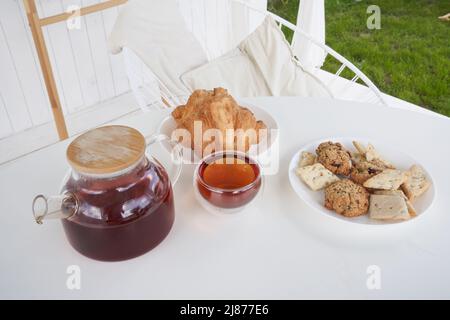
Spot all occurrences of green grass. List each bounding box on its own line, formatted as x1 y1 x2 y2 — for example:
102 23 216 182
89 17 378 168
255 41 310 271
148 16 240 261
268 0 450 116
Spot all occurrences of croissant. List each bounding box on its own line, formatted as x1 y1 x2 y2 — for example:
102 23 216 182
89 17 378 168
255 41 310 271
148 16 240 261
172 88 266 155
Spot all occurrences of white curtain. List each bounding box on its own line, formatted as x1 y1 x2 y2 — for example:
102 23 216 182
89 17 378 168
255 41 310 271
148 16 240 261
178 0 267 60
292 0 327 69
111 0 269 108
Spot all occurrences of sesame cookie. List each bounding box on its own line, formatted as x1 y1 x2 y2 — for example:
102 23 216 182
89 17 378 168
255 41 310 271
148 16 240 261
324 179 369 217
316 142 352 175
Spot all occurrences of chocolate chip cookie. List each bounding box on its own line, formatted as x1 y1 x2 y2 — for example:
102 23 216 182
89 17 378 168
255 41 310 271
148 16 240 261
316 142 352 175
324 179 369 217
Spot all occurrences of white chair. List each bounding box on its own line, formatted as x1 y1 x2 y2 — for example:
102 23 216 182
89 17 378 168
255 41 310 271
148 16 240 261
110 0 388 110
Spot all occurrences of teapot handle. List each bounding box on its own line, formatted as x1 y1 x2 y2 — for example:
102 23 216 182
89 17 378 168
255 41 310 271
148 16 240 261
145 134 183 186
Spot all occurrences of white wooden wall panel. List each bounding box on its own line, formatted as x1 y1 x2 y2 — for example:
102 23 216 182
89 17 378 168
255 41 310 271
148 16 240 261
204 0 226 60
0 0 267 140
0 19 33 132
178 0 267 60
0 93 13 138
83 0 116 101
102 6 129 96
0 0 130 139
61 0 100 108
0 0 49 126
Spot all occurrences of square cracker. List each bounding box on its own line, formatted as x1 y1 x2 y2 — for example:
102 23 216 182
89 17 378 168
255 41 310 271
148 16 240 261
298 151 316 168
352 141 367 155
350 152 364 164
373 190 416 217
363 169 408 190
352 141 395 169
367 144 395 169
369 194 410 221
401 165 430 201
296 163 340 191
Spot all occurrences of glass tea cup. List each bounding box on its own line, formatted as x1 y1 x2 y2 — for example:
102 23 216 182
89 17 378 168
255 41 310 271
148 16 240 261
193 151 263 214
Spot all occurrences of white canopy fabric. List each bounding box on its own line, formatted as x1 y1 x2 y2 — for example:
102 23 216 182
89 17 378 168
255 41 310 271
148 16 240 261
110 0 334 108
109 0 268 100
109 0 208 97
178 0 267 60
181 16 331 98
292 0 327 69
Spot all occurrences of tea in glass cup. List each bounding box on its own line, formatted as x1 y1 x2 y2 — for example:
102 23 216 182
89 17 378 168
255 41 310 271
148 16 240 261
194 151 262 212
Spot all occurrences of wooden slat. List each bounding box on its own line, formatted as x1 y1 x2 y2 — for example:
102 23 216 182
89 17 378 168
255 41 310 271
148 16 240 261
40 0 127 26
23 0 68 140
39 0 84 114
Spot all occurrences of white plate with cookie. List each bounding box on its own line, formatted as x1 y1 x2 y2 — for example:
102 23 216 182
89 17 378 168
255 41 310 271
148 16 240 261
288 137 435 226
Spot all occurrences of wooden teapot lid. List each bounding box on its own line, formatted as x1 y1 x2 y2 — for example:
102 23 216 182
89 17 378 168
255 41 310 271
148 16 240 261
67 125 146 175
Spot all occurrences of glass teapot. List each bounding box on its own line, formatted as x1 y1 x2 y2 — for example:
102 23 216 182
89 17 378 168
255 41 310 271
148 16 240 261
32 125 182 262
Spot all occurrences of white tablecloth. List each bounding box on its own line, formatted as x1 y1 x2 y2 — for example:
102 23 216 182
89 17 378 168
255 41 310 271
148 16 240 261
1 97 449 299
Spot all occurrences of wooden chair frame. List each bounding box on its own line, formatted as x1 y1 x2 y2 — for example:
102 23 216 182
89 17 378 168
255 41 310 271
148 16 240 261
23 0 127 140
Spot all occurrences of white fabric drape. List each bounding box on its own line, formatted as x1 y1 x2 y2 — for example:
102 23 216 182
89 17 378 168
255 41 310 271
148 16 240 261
178 0 267 60
109 0 208 97
109 0 269 108
292 0 327 69
181 16 331 98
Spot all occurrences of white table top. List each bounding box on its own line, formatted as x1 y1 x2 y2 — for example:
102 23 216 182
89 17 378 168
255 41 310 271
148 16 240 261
1 97 449 299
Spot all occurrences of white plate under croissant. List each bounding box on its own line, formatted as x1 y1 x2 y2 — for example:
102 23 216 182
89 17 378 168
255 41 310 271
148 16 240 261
158 103 278 163
288 137 435 226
